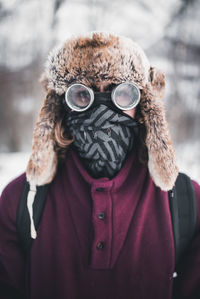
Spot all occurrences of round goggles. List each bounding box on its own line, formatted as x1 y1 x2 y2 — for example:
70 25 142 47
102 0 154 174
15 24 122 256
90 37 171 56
65 82 141 112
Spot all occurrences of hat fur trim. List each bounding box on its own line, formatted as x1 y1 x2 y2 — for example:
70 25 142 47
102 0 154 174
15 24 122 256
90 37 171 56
45 32 150 95
140 83 178 190
26 91 60 186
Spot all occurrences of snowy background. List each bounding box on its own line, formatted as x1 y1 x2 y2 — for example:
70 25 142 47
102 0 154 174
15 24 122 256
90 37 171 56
0 0 200 193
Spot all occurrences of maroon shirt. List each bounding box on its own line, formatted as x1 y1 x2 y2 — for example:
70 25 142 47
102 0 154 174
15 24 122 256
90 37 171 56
0 149 200 299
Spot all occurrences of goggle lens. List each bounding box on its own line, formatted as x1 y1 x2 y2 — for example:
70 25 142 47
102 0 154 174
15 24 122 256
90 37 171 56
112 82 140 110
66 84 93 111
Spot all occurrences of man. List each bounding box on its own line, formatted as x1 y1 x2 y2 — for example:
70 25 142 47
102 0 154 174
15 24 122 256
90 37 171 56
0 32 200 299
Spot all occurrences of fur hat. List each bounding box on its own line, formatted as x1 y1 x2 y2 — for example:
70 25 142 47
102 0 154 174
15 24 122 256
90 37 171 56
27 32 178 194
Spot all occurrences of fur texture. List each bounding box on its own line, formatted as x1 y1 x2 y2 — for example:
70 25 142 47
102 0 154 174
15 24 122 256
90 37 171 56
140 83 178 190
27 91 61 185
27 32 178 190
44 32 150 94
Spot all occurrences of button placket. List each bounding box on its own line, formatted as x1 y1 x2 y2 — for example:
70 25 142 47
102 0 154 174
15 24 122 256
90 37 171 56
90 183 113 269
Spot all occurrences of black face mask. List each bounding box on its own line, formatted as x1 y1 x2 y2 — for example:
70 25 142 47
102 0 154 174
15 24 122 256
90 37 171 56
65 101 139 179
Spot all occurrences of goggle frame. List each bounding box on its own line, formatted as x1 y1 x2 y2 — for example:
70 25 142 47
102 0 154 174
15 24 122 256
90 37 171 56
65 82 141 112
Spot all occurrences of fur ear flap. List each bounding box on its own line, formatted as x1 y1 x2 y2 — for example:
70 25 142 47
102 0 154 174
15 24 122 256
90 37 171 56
149 67 165 99
26 90 61 186
140 83 178 191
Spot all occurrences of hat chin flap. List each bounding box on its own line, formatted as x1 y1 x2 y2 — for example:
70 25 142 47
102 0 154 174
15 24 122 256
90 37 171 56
26 90 60 186
141 68 178 191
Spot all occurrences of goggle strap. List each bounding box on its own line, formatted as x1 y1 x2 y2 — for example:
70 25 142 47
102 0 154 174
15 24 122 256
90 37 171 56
93 92 112 100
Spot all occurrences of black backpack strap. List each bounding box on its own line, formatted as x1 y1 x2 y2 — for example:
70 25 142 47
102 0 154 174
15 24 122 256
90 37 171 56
0 282 27 299
17 181 49 253
169 172 197 268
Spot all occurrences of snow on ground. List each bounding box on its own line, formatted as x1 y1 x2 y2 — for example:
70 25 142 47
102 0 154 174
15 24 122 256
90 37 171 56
176 141 200 184
0 144 199 194
0 152 30 194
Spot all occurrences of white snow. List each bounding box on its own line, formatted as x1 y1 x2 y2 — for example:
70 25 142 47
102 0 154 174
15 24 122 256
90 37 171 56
0 152 30 194
176 141 200 184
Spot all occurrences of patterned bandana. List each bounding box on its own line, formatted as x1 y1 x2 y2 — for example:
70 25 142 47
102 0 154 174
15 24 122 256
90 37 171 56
65 104 139 179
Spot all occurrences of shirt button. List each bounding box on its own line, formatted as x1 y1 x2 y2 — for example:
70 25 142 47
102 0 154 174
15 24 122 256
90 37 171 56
97 212 105 220
96 187 105 192
96 242 104 250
